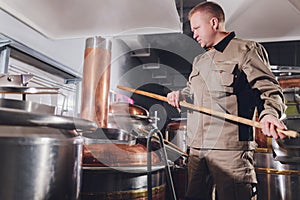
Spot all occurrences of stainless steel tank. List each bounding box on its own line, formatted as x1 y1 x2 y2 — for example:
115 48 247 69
0 126 82 200
0 107 97 200
254 150 300 200
254 115 300 200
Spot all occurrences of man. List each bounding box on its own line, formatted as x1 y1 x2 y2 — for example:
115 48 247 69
167 1 287 200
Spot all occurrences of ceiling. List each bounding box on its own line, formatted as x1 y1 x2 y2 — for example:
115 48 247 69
2 0 300 42
213 0 300 42
0 0 181 39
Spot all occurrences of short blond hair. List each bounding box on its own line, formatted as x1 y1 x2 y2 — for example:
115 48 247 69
188 1 225 22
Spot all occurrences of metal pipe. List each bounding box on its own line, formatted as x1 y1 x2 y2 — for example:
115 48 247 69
80 36 112 127
147 128 177 200
0 40 11 74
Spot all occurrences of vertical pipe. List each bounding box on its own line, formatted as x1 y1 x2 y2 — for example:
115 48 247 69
147 129 177 200
0 46 10 74
80 36 112 127
0 44 10 99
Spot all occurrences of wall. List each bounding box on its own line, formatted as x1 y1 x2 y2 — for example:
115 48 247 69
110 38 141 92
0 9 86 74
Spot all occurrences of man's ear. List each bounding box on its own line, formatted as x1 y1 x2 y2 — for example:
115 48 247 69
211 17 219 30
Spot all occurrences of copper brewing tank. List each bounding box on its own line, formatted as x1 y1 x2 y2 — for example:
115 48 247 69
80 36 112 127
79 38 166 199
80 128 166 200
108 102 156 137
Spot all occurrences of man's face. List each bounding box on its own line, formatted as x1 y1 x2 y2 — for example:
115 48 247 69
190 11 216 49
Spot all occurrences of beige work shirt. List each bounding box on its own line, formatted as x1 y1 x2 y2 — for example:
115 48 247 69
181 37 286 150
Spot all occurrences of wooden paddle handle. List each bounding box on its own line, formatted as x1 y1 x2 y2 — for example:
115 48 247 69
117 85 298 138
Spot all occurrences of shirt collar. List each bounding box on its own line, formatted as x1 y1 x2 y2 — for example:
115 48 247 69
213 31 236 52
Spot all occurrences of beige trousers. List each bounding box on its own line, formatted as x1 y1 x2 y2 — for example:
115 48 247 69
185 148 257 200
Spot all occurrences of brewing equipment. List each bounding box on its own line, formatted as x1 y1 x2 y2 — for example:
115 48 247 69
79 36 175 200
0 107 97 200
282 87 300 115
108 102 156 137
254 77 300 200
162 118 187 200
81 128 167 200
254 145 300 200
0 33 88 199
80 36 112 127
0 73 69 115
165 118 187 153
0 126 82 200
0 98 55 114
0 74 33 86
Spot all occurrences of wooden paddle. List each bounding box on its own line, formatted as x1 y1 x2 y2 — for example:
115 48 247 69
117 85 298 138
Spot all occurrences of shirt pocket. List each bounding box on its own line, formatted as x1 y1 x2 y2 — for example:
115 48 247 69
211 62 238 94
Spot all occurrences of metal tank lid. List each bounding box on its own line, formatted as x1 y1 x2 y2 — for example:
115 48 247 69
0 106 98 134
0 126 83 145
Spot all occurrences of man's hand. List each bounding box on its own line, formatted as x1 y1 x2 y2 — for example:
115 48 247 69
260 114 287 139
167 91 180 108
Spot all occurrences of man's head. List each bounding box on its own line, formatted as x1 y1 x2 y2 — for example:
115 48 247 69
189 2 226 49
